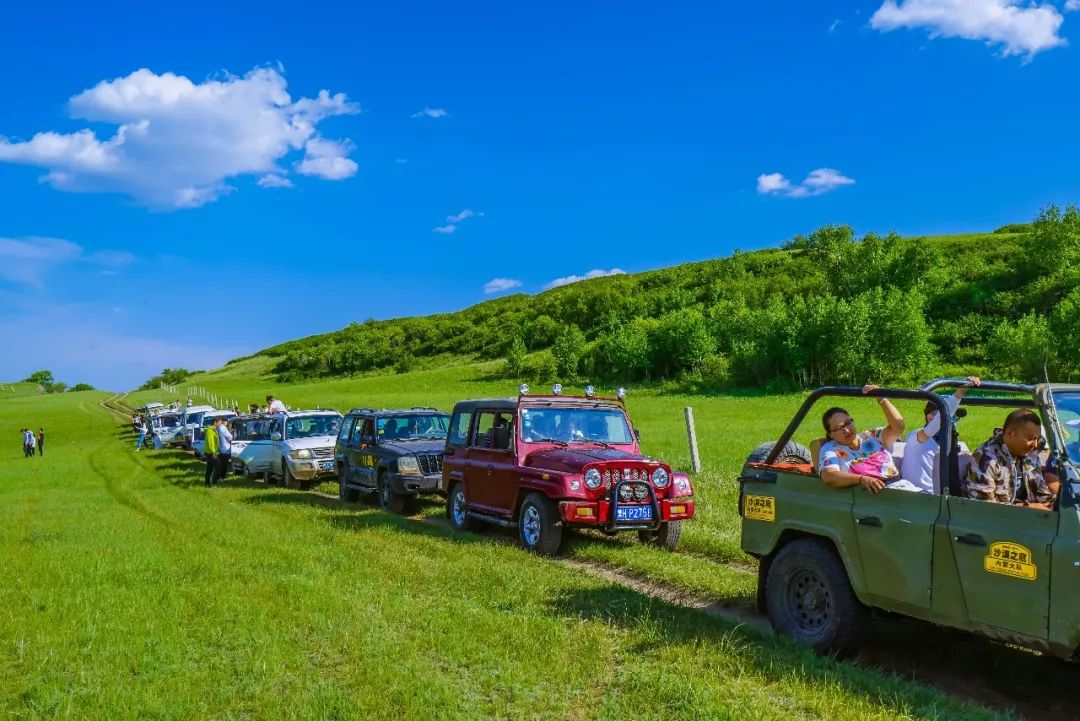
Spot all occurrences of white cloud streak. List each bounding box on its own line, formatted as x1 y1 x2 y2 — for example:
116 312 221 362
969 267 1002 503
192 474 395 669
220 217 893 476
433 208 483 234
1066 0 1080 12
411 107 448 118
870 0 1066 59
757 168 855 198
0 236 135 286
483 278 522 294
0 67 360 209
544 268 625 290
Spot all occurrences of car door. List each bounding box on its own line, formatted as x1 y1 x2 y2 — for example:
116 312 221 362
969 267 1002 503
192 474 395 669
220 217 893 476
245 418 280 473
465 411 509 513
946 496 1054 641
486 413 519 513
348 417 376 489
336 416 356 479
851 488 941 610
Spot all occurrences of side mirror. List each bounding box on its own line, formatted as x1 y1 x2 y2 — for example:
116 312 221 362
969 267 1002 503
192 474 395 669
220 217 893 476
271 432 282 442
634 428 641 441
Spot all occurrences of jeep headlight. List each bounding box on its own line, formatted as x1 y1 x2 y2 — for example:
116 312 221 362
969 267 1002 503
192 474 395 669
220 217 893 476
584 468 602 490
398 456 421 474
290 449 312 459
651 468 669 487
674 477 692 496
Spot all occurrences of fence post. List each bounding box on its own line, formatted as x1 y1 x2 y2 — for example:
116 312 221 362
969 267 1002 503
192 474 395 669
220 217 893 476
684 406 702 473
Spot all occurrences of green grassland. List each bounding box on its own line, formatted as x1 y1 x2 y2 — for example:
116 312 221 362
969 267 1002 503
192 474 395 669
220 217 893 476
1 369 1040 719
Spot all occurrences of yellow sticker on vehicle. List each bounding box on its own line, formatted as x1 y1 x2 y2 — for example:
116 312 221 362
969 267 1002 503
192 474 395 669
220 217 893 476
744 495 775 522
984 542 1037 581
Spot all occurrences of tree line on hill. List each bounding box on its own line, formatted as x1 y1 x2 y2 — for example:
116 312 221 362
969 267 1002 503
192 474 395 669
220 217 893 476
137 368 195 392
246 204 1080 391
22 370 95 394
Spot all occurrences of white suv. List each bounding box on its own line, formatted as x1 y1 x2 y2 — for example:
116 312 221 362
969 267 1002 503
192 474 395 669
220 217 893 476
191 409 238 458
233 410 343 489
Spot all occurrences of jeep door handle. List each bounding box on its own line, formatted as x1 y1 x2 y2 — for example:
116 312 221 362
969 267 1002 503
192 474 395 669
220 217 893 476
856 516 883 527
954 533 986 547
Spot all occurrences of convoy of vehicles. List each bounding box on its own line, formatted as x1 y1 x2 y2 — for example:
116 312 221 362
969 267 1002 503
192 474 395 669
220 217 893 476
176 404 215 449
442 385 694 555
739 378 1080 660
336 407 450 512
139 375 1080 664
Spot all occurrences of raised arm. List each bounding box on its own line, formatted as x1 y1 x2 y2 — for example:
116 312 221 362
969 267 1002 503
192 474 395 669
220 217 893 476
863 384 904 446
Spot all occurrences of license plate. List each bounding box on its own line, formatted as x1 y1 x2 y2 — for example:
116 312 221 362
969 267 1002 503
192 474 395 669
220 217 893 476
615 505 653 522
320 461 335 470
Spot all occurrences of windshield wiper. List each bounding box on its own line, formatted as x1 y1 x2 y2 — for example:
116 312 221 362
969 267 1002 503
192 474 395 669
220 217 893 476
532 437 568 447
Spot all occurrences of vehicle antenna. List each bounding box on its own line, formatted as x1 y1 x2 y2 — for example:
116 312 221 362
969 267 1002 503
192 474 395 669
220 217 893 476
1044 354 1067 463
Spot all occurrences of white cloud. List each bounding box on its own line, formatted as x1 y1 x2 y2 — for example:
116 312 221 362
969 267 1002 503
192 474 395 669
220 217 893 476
434 208 484 234
295 136 358 180
447 208 483 223
829 19 842 32
0 236 134 285
395 157 408 164
871 0 1065 58
0 67 360 209
257 174 293 188
483 277 522 294
757 168 855 198
1067 0 1080 11
544 268 625 290
412 107 447 118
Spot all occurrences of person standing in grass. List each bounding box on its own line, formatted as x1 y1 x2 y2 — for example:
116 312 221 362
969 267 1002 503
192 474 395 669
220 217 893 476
203 417 220 486
22 428 33 457
36 428 45 457
215 417 233 484
134 416 148 451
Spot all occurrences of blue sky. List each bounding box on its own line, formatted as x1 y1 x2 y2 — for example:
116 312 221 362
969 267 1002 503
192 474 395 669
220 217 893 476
2 0 1079 390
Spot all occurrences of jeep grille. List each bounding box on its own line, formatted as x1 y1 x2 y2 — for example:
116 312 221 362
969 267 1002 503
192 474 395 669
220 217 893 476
312 447 334 459
418 454 443 475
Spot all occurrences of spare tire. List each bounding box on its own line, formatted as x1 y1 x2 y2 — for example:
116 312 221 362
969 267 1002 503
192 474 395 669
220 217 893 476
746 440 812 465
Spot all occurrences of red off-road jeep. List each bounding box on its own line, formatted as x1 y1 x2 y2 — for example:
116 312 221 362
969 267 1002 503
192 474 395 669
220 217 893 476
442 386 695 555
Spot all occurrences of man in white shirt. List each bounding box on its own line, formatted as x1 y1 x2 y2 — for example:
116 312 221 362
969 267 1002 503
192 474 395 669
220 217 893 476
266 395 287 414
214 418 234 485
900 376 980 492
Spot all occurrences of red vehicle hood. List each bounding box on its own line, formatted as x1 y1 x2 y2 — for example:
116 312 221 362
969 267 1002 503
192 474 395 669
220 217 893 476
524 447 653 473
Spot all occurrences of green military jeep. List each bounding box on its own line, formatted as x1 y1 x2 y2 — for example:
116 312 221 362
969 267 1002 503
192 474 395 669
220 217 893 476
739 378 1080 658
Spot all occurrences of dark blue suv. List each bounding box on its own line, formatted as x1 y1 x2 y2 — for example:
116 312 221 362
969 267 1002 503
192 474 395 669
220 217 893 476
335 408 451 513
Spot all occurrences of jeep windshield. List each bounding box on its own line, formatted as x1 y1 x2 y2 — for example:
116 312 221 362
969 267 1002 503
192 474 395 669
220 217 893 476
286 415 342 439
519 407 634 444
377 414 450 440
1051 392 1080 461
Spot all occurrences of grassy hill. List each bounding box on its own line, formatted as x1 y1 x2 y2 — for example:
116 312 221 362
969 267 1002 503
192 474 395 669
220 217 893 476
213 207 1080 393
0 382 46 399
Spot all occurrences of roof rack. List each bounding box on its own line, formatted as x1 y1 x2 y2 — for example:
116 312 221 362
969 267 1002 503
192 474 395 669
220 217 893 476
410 406 439 411
347 408 378 414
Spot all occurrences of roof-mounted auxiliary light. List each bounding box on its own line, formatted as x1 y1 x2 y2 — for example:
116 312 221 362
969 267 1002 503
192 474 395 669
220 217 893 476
519 383 530 395
616 387 627 400
584 385 596 397
551 383 563 395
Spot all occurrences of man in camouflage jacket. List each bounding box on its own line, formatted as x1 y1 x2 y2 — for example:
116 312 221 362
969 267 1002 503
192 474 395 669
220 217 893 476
964 409 1059 509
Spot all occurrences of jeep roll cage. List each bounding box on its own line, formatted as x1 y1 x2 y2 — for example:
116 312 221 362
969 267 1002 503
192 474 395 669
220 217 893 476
757 377 1080 505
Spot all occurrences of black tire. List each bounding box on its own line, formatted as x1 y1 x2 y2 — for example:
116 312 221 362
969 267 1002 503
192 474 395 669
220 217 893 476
638 520 682 551
377 472 405 514
765 538 868 654
518 492 564 556
447 482 473 531
747 440 812 465
282 461 298 490
339 465 359 502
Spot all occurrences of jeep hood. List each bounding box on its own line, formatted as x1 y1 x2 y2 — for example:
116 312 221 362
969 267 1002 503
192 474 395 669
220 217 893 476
284 436 337 451
377 438 446 455
524 447 651 473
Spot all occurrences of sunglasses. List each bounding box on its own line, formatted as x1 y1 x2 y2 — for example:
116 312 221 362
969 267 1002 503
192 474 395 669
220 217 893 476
829 418 855 434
